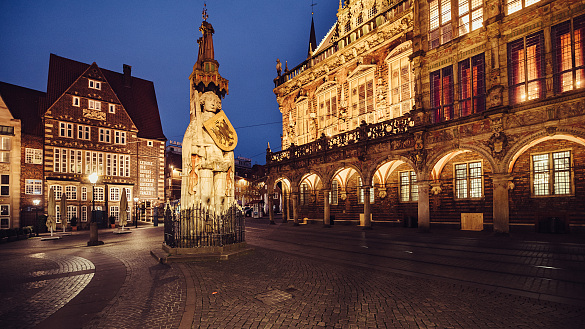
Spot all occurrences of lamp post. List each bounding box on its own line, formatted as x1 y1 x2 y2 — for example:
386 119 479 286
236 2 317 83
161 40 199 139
33 199 40 237
87 172 103 246
134 197 139 228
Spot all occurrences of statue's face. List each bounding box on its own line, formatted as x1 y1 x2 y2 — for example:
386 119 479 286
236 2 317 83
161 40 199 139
201 93 220 113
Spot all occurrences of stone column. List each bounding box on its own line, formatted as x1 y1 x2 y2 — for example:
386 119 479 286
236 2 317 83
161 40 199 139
292 192 299 226
363 187 372 229
323 190 331 227
268 193 275 225
284 191 290 223
492 173 512 234
417 181 431 232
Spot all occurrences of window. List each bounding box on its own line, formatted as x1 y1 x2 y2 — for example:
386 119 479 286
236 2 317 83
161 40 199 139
73 96 80 107
330 180 339 205
114 131 126 145
358 178 374 204
458 0 483 36
88 79 101 90
0 175 9 196
532 150 572 196
67 206 77 223
110 187 120 201
0 205 9 229
400 171 419 202
454 161 483 199
81 206 88 222
78 125 90 140
88 99 102 110
316 87 337 135
552 16 585 94
296 100 310 145
94 187 104 202
56 205 62 223
508 31 545 104
59 122 74 138
147 141 153 147
25 179 42 195
459 53 486 116
65 186 77 200
109 103 116 113
50 185 63 200
507 0 541 15
388 53 414 119
124 188 131 200
430 66 454 122
429 0 453 49
99 129 111 143
54 148 82 174
349 70 375 118
25 148 43 164
81 187 88 201
0 137 9 163
300 183 309 205
110 206 120 221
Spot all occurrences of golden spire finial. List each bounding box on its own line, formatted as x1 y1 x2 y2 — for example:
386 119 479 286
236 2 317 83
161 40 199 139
202 2 208 21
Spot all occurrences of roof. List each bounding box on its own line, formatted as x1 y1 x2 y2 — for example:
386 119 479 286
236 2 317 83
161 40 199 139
47 54 166 141
0 81 46 135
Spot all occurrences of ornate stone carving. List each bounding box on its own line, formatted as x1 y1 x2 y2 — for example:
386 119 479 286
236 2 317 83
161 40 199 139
487 131 508 159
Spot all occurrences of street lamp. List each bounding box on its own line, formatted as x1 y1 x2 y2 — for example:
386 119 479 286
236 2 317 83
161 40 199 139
134 197 139 228
33 199 40 237
87 172 103 246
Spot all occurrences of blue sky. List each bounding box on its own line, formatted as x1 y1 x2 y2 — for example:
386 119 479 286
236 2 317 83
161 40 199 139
0 0 339 164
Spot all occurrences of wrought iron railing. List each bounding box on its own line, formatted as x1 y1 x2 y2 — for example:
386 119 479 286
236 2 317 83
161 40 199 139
164 204 245 248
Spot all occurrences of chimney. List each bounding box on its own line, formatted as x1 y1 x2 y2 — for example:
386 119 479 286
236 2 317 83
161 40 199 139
123 64 132 87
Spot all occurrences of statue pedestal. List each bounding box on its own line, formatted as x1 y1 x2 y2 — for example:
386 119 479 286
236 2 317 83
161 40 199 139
151 242 253 263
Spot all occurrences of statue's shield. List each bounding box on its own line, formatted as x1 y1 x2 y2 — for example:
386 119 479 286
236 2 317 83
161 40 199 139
203 110 238 151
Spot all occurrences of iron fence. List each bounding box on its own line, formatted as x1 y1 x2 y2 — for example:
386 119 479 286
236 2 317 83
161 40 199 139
164 204 245 248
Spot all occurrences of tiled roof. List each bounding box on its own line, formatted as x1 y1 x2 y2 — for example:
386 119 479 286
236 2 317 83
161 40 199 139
0 81 46 136
47 54 166 141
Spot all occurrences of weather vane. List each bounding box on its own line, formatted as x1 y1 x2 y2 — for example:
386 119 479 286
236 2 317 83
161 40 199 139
311 0 317 16
202 2 208 21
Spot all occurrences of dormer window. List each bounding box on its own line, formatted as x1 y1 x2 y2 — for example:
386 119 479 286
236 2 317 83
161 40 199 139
88 79 101 90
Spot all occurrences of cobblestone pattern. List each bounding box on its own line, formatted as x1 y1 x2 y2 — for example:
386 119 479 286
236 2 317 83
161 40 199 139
185 248 585 329
83 231 185 329
0 253 94 329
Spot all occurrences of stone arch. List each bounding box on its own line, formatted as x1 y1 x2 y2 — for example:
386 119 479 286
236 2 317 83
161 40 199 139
298 172 324 193
368 154 418 186
273 176 292 193
426 143 498 181
330 164 364 190
505 130 585 174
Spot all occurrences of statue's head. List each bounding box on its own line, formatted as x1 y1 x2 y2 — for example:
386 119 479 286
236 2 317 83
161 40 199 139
200 92 221 113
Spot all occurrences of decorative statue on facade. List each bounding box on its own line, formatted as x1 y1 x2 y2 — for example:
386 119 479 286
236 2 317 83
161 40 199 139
181 6 235 213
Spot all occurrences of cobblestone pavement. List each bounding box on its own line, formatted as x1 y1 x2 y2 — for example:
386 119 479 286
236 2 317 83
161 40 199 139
1 219 585 329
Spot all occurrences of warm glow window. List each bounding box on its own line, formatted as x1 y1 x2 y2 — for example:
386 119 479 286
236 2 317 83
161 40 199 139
81 187 87 201
508 31 545 104
455 161 483 199
81 206 87 222
316 87 337 135
400 171 418 202
388 53 413 119
349 70 375 118
507 0 541 15
458 0 483 36
25 179 42 195
25 148 43 164
552 16 585 94
459 53 485 116
300 183 309 205
295 100 310 145
51 185 63 200
110 206 120 221
429 0 453 49
532 151 572 196
94 187 105 202
88 100 101 110
110 187 120 201
358 178 374 204
430 66 454 123
65 186 77 200
330 180 339 205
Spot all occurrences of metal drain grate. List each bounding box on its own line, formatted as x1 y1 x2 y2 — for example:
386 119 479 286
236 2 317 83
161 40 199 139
255 289 293 305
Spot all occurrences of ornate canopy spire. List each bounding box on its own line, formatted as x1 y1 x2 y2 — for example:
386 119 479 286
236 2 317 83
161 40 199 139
190 4 228 98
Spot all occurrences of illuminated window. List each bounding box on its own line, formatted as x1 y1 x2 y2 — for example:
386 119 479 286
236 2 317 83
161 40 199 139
552 16 585 93
454 162 483 199
532 151 572 196
50 185 63 200
295 100 310 145
316 86 337 136
508 31 545 105
429 0 453 49
507 0 541 15
388 51 413 119
25 179 42 195
110 187 120 202
110 206 119 221
430 66 454 123
88 79 101 90
94 187 104 202
349 70 375 120
81 206 88 222
400 171 418 202
330 180 339 205
25 148 43 164
358 178 374 204
88 100 101 110
458 0 483 36
459 53 485 116
81 187 87 201
300 183 309 205
65 186 77 200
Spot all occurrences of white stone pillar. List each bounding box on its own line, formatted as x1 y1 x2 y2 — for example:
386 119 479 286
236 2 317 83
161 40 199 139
492 174 512 234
